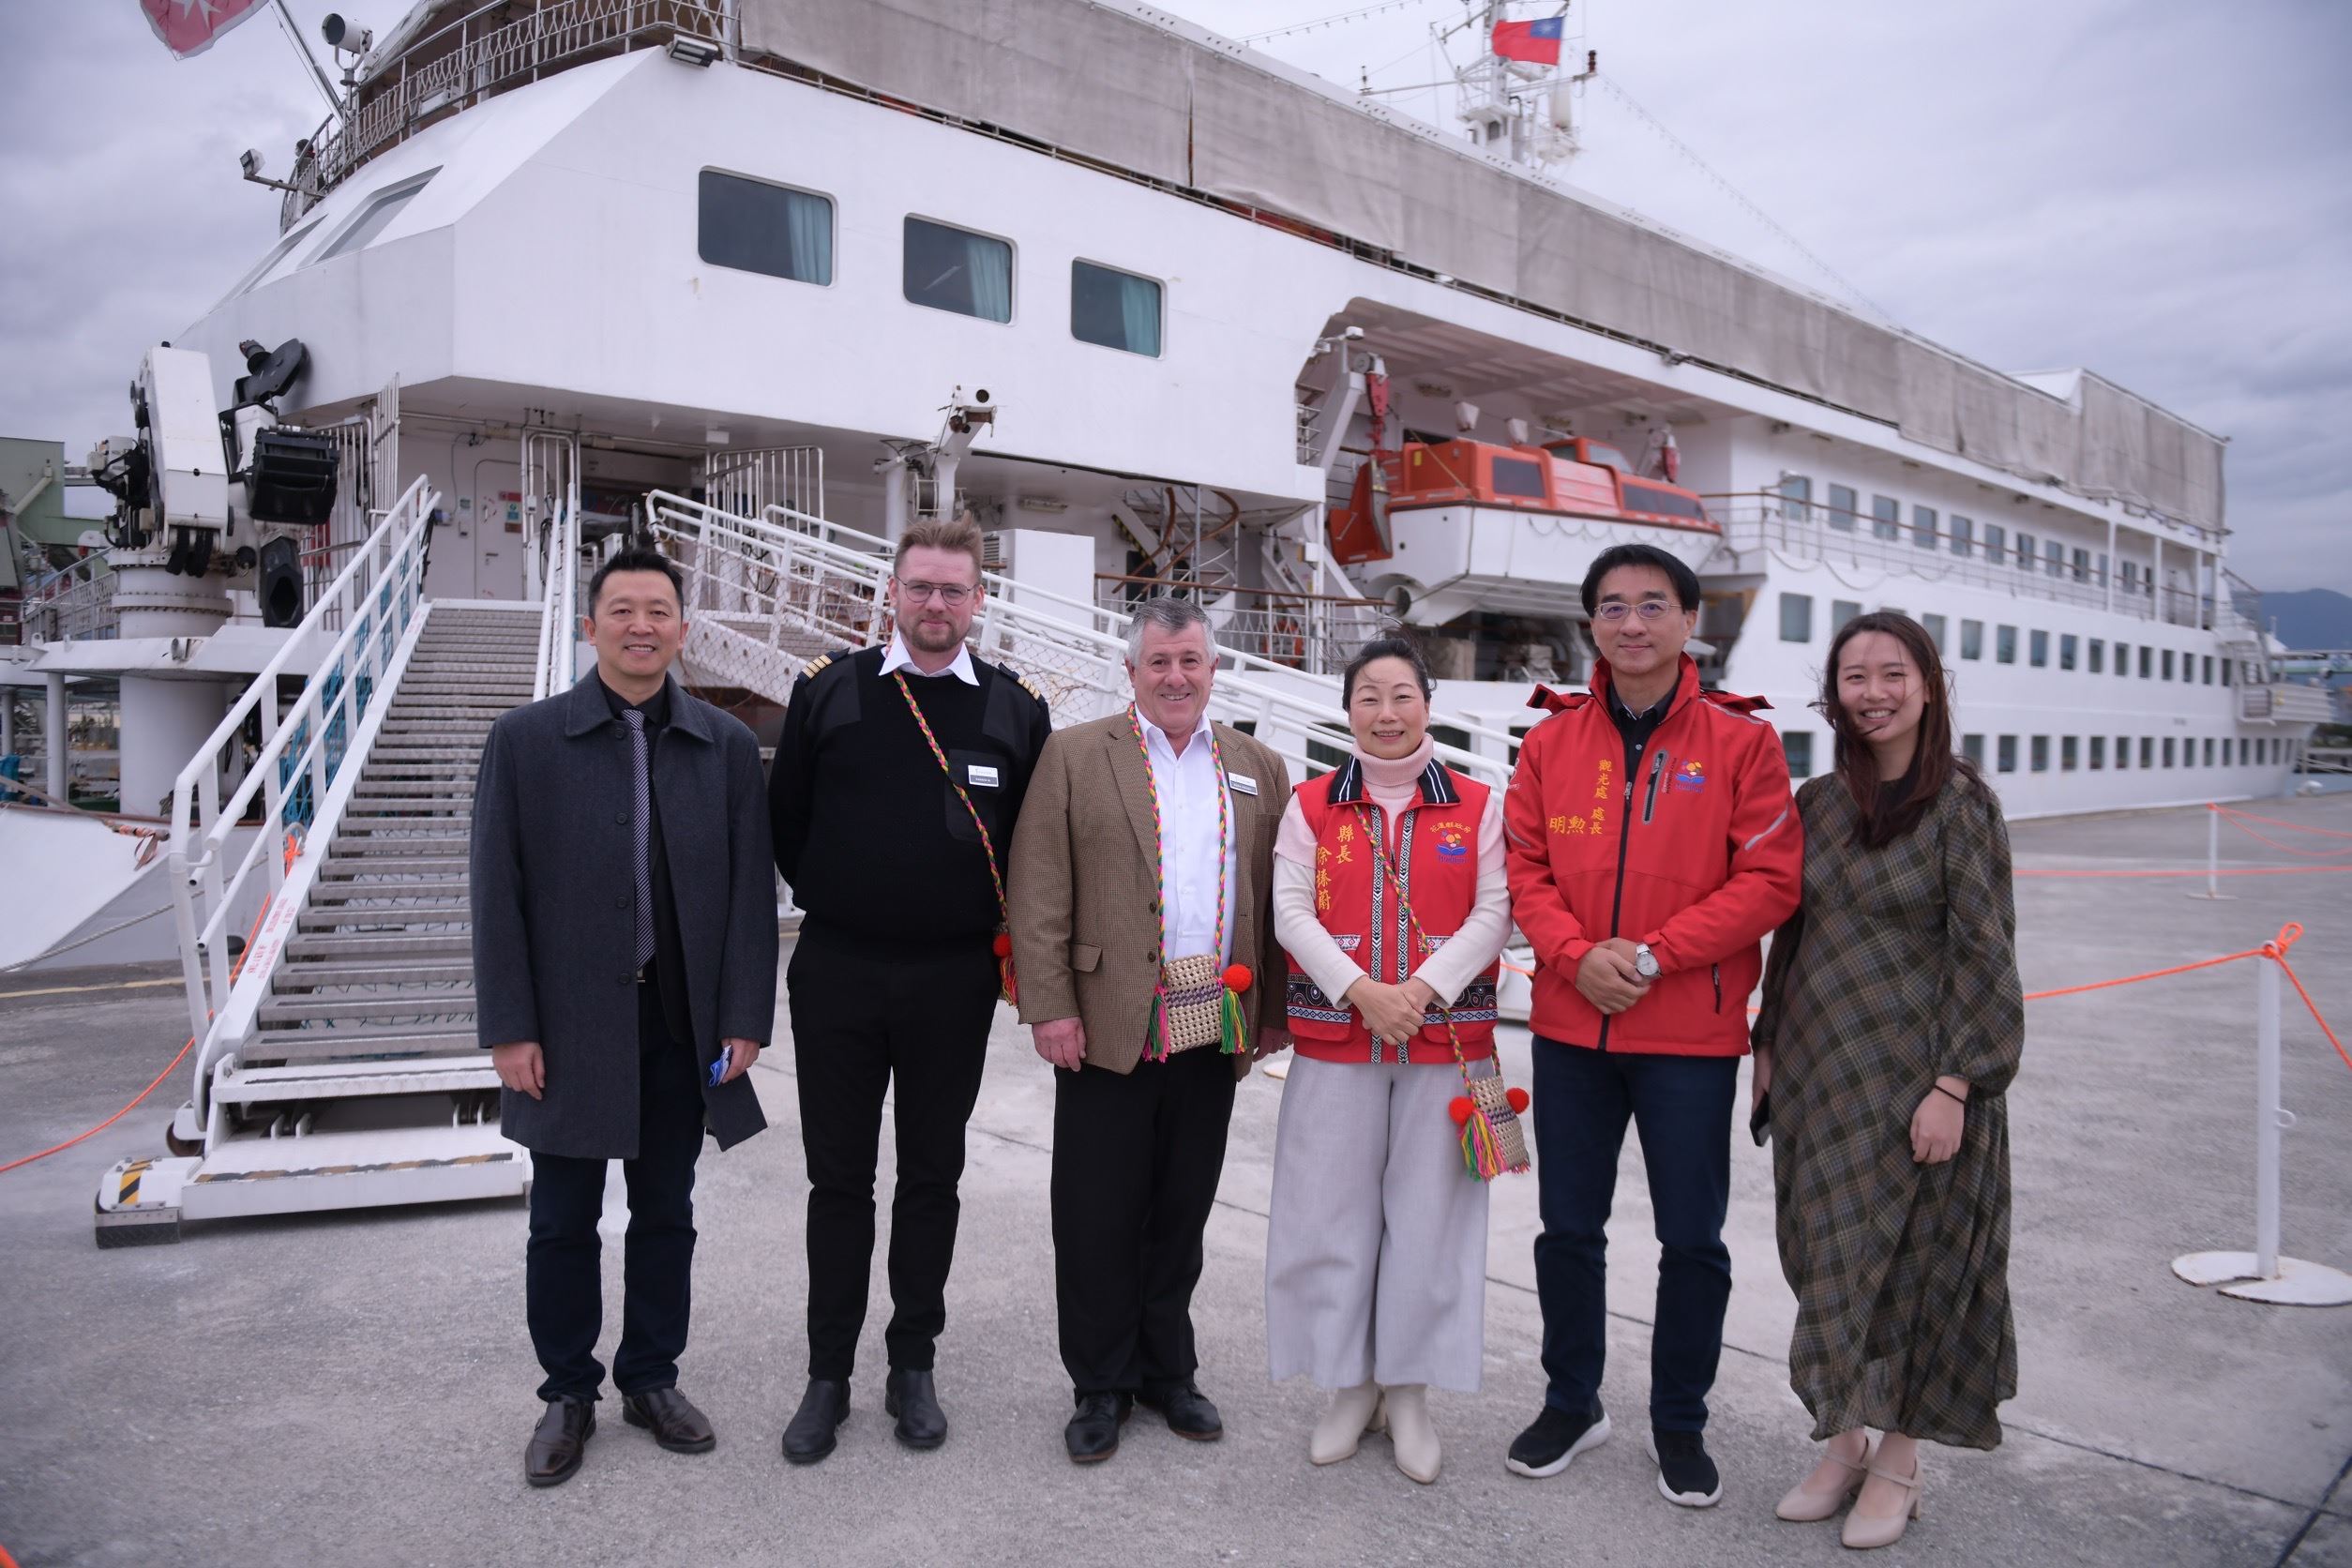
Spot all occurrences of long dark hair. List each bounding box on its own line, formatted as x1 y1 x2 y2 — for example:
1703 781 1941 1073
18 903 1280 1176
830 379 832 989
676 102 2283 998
1814 611 1980 848
1340 630 1434 710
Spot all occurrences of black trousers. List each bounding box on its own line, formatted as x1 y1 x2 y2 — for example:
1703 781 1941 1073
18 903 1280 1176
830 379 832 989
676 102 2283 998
787 924 1000 1381
526 979 705 1402
1051 1044 1238 1395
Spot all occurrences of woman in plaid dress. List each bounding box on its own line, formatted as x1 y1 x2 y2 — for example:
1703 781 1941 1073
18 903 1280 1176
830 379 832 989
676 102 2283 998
1750 611 2024 1550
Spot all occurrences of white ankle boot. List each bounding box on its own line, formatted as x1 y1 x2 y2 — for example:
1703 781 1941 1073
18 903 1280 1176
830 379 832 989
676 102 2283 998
1310 1382 1385 1465
1382 1384 1440 1484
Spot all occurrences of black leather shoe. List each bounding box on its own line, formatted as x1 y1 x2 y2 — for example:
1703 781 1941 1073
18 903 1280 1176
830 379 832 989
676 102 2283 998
782 1378 851 1466
1064 1391 1133 1464
1139 1380 1223 1441
622 1386 716 1454
524 1396 596 1487
884 1367 947 1451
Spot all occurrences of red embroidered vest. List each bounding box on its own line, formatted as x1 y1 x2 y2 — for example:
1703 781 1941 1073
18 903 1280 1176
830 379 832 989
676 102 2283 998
1285 757 1499 1064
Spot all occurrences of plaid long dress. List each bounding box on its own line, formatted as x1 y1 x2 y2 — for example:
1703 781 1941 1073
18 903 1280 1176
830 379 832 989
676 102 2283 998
1752 772 2024 1450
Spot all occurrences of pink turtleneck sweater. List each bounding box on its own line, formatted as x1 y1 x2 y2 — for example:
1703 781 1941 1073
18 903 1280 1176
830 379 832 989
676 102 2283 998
1272 736 1510 1012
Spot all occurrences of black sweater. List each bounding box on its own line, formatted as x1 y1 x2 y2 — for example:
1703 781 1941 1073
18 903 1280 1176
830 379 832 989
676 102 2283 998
768 645 1052 946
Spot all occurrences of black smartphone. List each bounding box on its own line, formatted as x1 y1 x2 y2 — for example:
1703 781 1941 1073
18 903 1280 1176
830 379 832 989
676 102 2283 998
1749 1090 1771 1147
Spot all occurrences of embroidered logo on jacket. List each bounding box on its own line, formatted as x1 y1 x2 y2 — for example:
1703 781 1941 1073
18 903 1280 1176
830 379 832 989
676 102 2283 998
1671 760 1708 794
1432 822 1470 860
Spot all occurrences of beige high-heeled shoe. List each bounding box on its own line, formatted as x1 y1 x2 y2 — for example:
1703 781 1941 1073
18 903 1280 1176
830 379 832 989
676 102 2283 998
1840 1455 1924 1550
1776 1438 1873 1522
1381 1384 1440 1485
1309 1382 1386 1465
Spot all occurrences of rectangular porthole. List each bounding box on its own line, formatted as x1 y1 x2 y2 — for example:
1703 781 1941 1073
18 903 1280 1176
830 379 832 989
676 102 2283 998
698 170 834 284
905 216 1014 323
1071 259 1163 356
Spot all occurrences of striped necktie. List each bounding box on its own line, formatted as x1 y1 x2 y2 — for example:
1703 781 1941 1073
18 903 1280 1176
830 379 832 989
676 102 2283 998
622 707 656 972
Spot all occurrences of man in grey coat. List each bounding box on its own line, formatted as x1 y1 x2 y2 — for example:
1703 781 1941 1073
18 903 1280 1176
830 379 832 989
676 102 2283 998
471 546 776 1487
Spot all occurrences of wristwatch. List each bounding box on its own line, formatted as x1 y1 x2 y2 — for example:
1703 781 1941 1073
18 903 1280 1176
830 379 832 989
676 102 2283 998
1633 942 1661 981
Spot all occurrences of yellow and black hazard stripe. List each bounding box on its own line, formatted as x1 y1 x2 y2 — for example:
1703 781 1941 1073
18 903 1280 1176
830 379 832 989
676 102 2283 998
117 1158 155 1206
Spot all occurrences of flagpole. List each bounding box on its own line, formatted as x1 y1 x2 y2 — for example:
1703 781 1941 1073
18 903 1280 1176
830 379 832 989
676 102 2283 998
269 0 345 117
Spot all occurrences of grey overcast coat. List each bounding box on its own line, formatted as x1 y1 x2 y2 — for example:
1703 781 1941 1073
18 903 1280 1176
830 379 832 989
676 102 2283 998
470 671 776 1158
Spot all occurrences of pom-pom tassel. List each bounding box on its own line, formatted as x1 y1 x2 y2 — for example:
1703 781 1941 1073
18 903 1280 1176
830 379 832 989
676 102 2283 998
1218 986 1250 1057
991 930 1018 1006
1143 990 1173 1064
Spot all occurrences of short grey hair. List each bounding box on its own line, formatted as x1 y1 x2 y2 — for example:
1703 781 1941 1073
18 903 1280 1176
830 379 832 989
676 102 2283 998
1123 595 1218 665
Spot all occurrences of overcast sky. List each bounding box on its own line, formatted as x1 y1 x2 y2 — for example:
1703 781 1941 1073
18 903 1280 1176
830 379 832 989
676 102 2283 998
3 0 2344 591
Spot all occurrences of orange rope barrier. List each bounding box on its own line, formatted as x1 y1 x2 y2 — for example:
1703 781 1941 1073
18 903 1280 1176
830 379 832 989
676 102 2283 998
2212 804 2352 839
2210 808 2352 860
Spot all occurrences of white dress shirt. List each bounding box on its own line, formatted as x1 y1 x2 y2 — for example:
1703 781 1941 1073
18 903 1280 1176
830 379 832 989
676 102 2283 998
879 630 978 685
1138 711 1240 965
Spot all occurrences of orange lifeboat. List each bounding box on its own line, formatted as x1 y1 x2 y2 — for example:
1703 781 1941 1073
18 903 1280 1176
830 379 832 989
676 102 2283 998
1326 436 1716 565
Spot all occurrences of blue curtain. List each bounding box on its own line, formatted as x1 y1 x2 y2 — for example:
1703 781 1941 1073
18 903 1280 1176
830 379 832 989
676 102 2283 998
786 190 831 285
1117 273 1160 356
965 233 1012 322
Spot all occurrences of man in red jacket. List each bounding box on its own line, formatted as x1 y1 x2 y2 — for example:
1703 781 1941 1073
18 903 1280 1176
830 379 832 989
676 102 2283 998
1501 543 1801 1508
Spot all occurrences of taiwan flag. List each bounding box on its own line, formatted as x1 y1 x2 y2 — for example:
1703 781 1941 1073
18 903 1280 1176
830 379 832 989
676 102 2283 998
141 0 269 60
1492 15 1566 65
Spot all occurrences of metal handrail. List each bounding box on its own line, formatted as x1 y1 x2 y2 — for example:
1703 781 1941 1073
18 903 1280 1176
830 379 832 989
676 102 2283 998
643 490 1515 790
533 501 580 700
168 478 436 1076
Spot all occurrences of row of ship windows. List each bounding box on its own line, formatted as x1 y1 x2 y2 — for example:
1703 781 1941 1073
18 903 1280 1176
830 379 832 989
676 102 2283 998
1785 732 2293 778
1775 476 2153 589
1778 594 2241 683
695 170 1166 356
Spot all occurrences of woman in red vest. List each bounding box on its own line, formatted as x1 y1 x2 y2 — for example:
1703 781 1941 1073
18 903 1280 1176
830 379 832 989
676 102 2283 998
1264 635 1511 1484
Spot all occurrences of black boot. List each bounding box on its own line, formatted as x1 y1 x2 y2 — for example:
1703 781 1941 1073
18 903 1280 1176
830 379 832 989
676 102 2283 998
884 1368 948 1450
781 1378 851 1466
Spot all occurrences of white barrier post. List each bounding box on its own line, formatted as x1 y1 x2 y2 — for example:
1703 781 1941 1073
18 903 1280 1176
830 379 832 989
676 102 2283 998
2170 944 2352 1305
2188 804 2233 900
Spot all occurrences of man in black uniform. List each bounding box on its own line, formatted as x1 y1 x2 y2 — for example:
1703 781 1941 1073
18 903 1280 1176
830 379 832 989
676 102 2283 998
768 514 1053 1464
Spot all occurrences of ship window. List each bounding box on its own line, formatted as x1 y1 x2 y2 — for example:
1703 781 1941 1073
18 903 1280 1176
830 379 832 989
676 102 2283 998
2163 737 2177 767
2161 649 2175 680
2059 634 2077 671
1492 457 1549 500
2045 539 2065 578
1071 260 1163 356
1621 480 1704 519
699 170 834 285
2029 629 2048 668
1922 613 1946 654
2113 641 2128 676
2088 639 2104 674
2203 737 2216 767
1960 619 1983 660
1983 522 2007 563
2202 655 2215 685
308 168 440 266
1827 484 1858 532
1912 505 1937 549
2031 735 2050 772
2015 531 2035 569
1779 475 1812 522
2072 547 2090 581
225 218 324 301
1832 600 1862 632
2141 736 2154 768
1950 515 1973 557
904 217 1014 323
1998 735 2018 773
2096 552 2110 586
2090 735 2105 770
1778 593 1813 642
2062 736 2079 771
2115 735 2131 770
2139 645 2152 678
1583 441 1633 473
1997 625 2016 664
1783 731 1814 779
1871 494 1901 540
2222 659 2233 687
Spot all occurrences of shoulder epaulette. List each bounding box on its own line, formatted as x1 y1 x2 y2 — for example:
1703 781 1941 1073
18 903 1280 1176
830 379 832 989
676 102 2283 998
796 646 859 683
990 661 1050 708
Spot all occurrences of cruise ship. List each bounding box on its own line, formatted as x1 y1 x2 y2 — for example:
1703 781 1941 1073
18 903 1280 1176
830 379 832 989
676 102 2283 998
2 0 2331 1233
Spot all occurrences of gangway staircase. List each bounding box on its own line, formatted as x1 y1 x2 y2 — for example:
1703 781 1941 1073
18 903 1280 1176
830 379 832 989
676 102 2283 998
95 480 549 1244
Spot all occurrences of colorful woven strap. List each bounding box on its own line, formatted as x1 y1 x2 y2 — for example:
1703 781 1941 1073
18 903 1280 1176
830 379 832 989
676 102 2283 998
1355 802 1470 1071
1126 704 1242 1060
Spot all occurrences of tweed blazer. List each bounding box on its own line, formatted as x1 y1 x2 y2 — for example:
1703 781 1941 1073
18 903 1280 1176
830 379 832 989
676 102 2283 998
470 670 776 1158
1007 712 1289 1078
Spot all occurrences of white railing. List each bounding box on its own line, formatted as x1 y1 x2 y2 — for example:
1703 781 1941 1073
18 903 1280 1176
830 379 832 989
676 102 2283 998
169 478 438 1093
23 556 118 643
643 490 1516 791
533 500 580 701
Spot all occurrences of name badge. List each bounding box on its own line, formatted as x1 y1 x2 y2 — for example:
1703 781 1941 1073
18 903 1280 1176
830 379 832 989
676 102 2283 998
966 764 1001 789
1227 772 1259 796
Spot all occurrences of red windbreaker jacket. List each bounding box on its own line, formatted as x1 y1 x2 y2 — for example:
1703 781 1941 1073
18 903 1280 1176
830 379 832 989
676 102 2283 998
1503 656 1802 1056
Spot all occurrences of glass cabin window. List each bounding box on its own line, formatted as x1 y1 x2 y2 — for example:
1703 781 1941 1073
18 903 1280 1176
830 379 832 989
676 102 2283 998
2045 539 2065 578
1997 625 2017 664
1778 594 1813 642
699 171 834 284
2090 735 2106 769
2031 736 2050 772
1984 522 2007 563
2059 633 2077 671
1832 600 1862 632
1779 475 1812 521
1071 260 1162 356
1871 494 1902 540
1960 619 1983 660
2062 736 2079 771
905 217 1013 322
309 170 439 266
2029 629 2049 668
1827 484 1858 531
1922 612 1947 653
1950 515 1973 557
1962 733 1985 767
1998 735 2018 773
1912 505 1937 549
2088 639 2104 674
1783 731 1815 779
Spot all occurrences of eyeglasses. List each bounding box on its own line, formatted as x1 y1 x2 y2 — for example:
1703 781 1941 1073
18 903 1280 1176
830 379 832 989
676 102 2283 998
1592 601 1677 624
896 578 975 607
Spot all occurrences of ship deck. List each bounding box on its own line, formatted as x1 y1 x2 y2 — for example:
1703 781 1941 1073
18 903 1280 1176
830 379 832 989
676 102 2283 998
3 795 2348 1566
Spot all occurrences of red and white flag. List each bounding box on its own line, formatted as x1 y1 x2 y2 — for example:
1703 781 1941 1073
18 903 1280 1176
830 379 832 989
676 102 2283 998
141 0 269 60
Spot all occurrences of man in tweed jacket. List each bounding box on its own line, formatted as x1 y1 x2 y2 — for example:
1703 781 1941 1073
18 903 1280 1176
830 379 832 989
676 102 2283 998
1007 596 1289 1465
